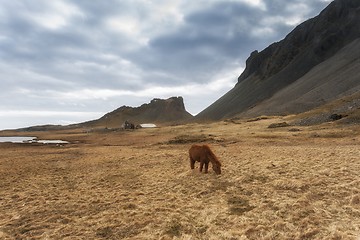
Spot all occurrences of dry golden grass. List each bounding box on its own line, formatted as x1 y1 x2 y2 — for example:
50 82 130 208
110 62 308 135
0 117 360 239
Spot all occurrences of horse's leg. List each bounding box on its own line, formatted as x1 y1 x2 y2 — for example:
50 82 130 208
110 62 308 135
199 161 204 172
204 162 209 173
190 156 195 169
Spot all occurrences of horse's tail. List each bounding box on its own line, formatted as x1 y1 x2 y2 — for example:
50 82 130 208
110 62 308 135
204 145 221 166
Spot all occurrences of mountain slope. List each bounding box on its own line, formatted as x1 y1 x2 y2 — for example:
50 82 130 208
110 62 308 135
242 38 360 117
196 0 360 121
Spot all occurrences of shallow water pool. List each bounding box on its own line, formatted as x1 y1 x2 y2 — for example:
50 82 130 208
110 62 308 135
0 136 69 144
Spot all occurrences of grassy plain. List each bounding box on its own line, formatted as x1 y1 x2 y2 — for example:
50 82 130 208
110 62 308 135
0 117 359 239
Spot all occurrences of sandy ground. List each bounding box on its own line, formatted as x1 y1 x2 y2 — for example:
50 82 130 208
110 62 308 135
0 117 359 239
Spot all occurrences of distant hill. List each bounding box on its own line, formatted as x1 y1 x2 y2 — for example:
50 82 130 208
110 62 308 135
13 97 192 131
84 96 193 128
196 0 360 121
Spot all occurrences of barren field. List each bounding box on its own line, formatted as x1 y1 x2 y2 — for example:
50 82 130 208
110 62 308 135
0 117 359 239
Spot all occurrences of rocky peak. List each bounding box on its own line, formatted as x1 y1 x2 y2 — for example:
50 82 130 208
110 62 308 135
95 96 192 127
238 0 360 84
149 96 186 111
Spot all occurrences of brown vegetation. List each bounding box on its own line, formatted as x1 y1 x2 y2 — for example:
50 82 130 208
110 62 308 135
0 117 359 239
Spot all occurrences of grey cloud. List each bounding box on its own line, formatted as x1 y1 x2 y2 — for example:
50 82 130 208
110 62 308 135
0 0 333 129
138 2 284 83
137 0 331 83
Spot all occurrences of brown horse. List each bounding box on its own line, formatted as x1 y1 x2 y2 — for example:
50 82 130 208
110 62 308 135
189 144 222 174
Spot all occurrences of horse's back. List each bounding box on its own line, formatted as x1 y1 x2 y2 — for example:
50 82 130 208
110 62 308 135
190 144 211 149
189 144 206 159
190 144 213 161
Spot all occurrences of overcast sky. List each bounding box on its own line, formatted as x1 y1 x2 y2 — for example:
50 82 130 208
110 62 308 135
0 0 332 129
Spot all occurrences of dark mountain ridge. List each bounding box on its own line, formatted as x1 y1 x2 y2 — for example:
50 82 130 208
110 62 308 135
238 0 360 84
196 0 360 121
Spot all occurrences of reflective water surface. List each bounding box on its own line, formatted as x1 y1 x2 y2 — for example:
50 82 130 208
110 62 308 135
0 136 69 144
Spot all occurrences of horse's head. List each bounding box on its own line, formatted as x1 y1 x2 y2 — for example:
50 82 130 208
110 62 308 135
212 163 221 174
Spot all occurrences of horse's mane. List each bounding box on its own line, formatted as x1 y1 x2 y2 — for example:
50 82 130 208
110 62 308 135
203 145 221 166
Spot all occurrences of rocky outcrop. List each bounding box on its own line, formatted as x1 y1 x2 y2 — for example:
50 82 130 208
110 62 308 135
88 97 193 128
196 0 360 121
